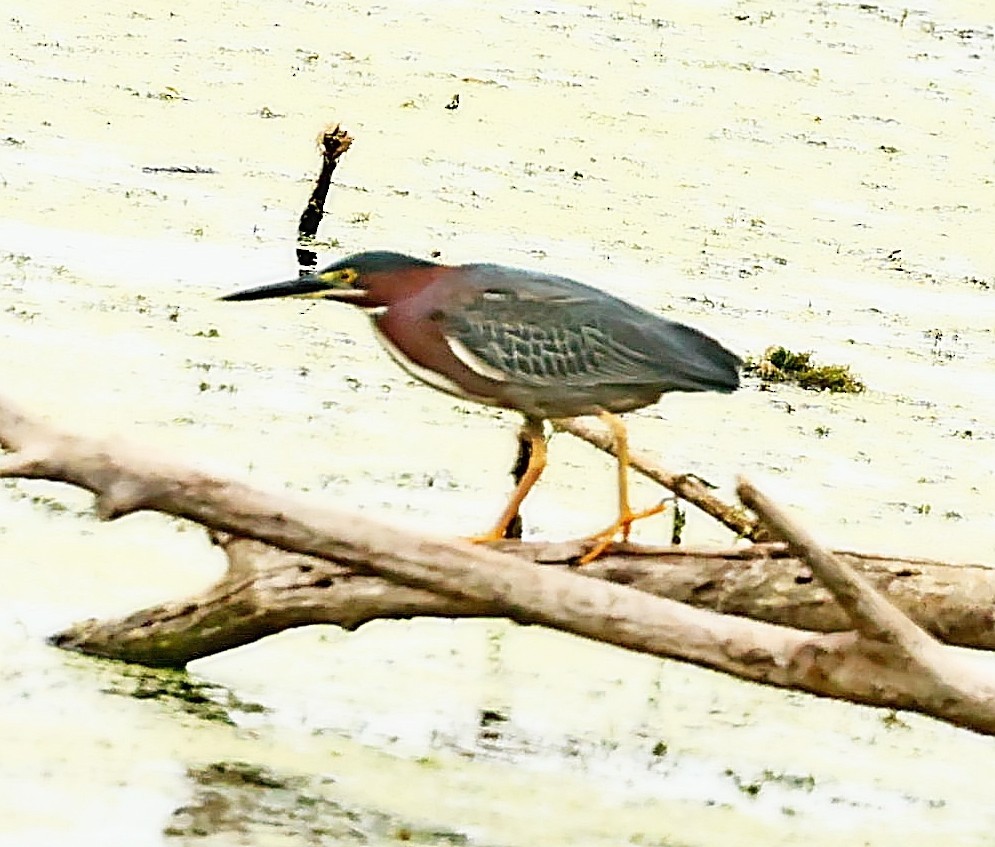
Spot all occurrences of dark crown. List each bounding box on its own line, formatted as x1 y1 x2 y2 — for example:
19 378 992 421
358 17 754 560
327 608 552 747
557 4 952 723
324 251 438 275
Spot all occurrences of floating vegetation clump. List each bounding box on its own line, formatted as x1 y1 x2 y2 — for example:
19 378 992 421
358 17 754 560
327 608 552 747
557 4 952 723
164 761 472 844
744 345 866 394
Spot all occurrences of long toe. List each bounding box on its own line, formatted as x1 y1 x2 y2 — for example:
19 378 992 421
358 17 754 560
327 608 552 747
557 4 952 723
619 501 667 541
467 530 507 545
578 528 617 564
578 501 668 564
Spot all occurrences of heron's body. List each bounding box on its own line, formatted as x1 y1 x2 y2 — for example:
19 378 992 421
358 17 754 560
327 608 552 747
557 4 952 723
366 262 739 419
222 251 740 560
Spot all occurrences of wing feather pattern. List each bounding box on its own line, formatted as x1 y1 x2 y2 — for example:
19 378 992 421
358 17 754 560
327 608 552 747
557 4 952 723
439 265 740 394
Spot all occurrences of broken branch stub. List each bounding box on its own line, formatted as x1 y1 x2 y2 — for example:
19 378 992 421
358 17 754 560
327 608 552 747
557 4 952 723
297 123 353 270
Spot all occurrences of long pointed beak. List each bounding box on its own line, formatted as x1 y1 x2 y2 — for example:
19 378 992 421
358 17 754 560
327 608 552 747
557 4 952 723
219 276 365 303
220 276 330 302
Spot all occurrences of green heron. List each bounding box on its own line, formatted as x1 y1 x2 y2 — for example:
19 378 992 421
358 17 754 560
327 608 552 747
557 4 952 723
221 251 740 561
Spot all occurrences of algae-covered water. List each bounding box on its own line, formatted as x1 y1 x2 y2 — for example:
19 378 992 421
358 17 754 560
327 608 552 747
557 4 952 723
1 0 994 843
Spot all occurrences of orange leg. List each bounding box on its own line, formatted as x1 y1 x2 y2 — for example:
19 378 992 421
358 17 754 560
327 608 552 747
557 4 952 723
579 411 666 564
470 418 547 544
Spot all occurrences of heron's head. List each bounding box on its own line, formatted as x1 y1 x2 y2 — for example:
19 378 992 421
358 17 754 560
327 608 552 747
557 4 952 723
220 251 440 310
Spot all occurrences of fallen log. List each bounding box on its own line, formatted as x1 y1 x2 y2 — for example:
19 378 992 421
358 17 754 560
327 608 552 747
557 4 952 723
2 395 995 735
51 534 995 665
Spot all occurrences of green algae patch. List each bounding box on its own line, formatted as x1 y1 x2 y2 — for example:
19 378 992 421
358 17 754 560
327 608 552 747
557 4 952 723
164 761 472 845
98 662 268 726
745 346 866 394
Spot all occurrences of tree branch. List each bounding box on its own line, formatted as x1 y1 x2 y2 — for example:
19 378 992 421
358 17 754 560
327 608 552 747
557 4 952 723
4 394 995 735
552 418 765 540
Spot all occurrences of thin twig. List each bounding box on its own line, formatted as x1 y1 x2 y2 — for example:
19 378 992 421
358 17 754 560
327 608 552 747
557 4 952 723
554 417 765 540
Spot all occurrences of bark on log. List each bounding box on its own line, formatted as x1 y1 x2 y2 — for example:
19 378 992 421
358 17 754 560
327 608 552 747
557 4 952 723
517 541 995 650
51 536 995 666
3 395 995 735
736 479 995 732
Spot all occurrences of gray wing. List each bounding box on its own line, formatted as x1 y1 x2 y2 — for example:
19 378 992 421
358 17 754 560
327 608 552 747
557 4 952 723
441 266 740 393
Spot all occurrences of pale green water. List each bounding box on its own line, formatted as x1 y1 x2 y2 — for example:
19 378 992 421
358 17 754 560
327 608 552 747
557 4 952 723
1 0 994 843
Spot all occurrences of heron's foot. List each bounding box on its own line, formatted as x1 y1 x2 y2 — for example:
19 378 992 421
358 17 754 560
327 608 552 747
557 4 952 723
578 502 667 565
466 529 507 545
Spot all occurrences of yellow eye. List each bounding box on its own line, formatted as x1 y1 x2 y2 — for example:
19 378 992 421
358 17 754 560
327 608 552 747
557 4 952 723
318 267 358 286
